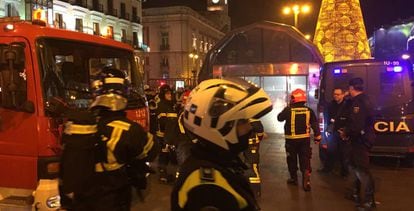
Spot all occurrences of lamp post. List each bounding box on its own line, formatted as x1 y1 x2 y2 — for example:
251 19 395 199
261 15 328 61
282 4 311 29
188 51 199 86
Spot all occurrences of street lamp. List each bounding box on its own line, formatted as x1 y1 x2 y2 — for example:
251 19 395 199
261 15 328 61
188 50 199 86
282 4 311 28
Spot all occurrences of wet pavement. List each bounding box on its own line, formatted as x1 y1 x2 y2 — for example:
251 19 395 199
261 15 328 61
131 134 414 211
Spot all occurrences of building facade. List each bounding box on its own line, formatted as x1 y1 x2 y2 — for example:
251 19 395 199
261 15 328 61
142 1 229 88
0 0 144 50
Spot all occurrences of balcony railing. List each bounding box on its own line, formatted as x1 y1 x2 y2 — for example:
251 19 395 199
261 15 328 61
91 3 104 12
107 8 118 17
132 15 141 24
120 13 130 20
73 0 87 7
160 44 170 51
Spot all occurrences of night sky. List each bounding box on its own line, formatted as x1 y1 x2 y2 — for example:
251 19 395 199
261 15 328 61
144 0 414 37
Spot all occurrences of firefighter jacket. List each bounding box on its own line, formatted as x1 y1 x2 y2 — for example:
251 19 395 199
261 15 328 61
249 119 264 141
277 102 321 140
171 144 259 211
95 111 158 172
92 110 158 193
156 99 178 139
343 93 375 148
164 112 192 146
60 110 98 195
146 93 158 134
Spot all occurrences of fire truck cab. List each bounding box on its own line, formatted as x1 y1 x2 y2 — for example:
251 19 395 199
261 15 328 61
318 59 414 165
0 17 148 210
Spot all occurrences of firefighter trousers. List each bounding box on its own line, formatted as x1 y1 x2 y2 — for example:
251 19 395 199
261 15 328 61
285 139 312 178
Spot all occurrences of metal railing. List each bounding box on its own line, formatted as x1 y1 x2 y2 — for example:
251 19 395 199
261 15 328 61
132 15 141 24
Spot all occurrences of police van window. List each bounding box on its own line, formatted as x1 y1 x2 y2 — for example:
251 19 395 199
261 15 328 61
325 65 366 102
380 72 404 95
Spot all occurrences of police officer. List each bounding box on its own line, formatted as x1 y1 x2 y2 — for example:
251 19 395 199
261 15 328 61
156 84 178 183
171 78 273 211
319 87 350 177
339 77 376 209
81 67 157 210
243 118 265 197
277 88 321 192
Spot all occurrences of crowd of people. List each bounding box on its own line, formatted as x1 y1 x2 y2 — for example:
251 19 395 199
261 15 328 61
58 68 377 210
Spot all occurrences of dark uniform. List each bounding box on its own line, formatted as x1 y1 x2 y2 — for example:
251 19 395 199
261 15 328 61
342 82 376 207
87 110 157 211
156 85 178 182
145 87 158 135
323 98 350 176
243 118 265 197
171 145 259 211
171 78 273 211
277 89 321 191
63 67 158 211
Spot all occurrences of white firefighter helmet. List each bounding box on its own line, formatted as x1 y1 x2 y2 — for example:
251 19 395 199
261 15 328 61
182 78 272 152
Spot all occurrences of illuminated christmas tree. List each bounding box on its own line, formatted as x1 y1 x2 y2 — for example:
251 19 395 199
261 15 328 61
314 0 371 62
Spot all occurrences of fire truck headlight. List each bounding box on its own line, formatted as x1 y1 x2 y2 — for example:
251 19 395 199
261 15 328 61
4 24 14 31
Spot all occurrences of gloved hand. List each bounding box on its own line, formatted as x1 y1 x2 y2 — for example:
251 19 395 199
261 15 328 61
338 128 349 141
314 135 322 144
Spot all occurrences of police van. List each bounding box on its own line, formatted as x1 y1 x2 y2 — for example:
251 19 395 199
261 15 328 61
317 59 414 164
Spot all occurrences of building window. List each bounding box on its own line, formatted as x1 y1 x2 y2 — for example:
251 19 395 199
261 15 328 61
133 32 139 48
6 3 18 17
120 3 126 19
107 26 114 39
204 42 208 53
145 56 150 65
121 29 127 43
192 34 197 48
200 40 204 52
132 7 138 22
93 22 100 35
143 26 150 46
93 0 103 12
161 56 169 66
75 18 83 32
160 32 169 50
55 13 64 29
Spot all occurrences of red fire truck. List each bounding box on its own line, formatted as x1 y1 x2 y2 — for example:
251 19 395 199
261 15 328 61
0 17 148 209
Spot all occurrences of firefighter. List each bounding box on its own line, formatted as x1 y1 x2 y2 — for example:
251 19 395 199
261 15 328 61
77 67 157 210
171 78 273 211
144 85 158 135
156 84 178 183
243 118 265 197
164 89 193 168
339 78 377 209
277 88 321 192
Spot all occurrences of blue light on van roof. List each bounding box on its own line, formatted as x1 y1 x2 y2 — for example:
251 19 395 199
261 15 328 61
333 68 341 74
386 66 404 72
393 66 403 72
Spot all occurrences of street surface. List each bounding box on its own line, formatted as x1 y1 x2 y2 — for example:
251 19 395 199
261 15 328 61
132 134 414 211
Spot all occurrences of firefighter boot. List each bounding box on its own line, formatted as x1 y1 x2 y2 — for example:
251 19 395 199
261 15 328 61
159 168 168 184
251 183 261 198
287 172 298 185
302 171 311 192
